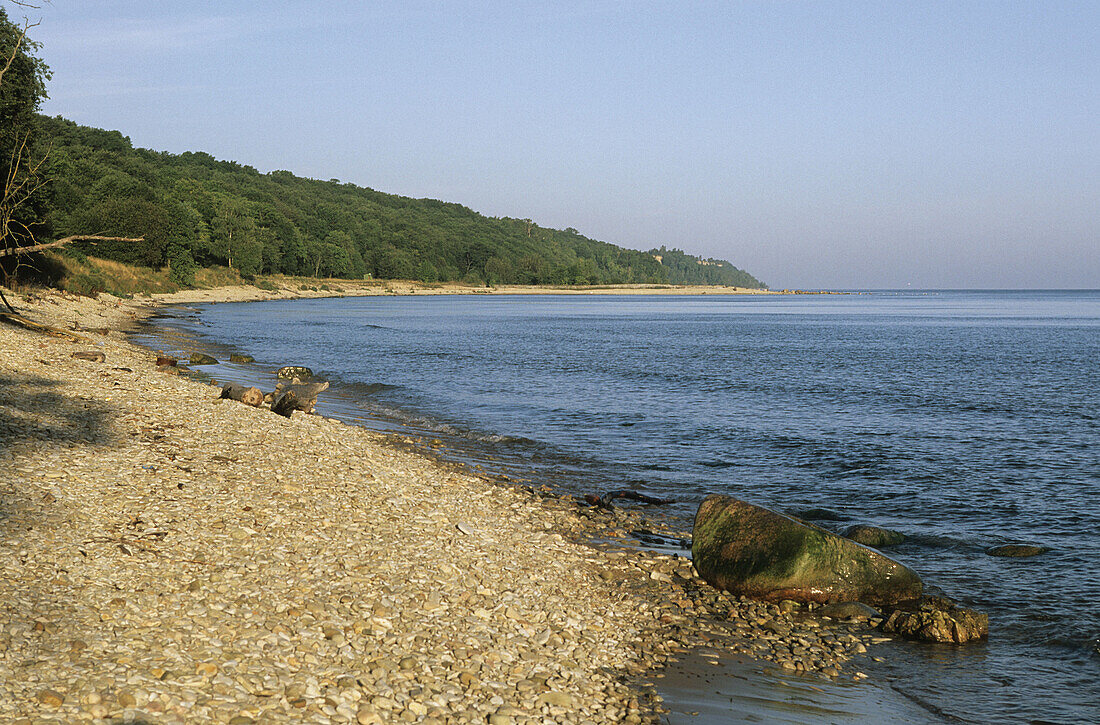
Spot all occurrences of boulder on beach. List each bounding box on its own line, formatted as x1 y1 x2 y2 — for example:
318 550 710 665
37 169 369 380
843 524 906 548
881 596 988 643
189 352 218 365
986 544 1050 558
692 494 922 606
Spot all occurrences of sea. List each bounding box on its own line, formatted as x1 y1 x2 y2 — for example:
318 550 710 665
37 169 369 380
134 290 1100 724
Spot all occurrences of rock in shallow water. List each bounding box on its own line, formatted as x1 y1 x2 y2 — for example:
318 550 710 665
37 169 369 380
986 544 1050 557
277 365 313 380
881 597 988 643
692 494 922 606
843 524 906 548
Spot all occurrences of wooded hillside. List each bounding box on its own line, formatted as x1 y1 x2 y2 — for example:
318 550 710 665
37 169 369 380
38 115 766 288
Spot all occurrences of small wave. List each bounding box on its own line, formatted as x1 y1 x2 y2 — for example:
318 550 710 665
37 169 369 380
338 380 402 396
699 460 736 468
904 532 987 552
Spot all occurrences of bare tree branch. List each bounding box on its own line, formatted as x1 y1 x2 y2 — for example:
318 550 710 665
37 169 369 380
0 14 38 87
0 235 146 258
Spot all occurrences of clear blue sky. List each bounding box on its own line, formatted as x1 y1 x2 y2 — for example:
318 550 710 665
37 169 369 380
23 1 1100 288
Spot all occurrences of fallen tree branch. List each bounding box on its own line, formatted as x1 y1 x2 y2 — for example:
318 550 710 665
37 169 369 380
0 310 88 342
0 235 144 258
583 490 675 509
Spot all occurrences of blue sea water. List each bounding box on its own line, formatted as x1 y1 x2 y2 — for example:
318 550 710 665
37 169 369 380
138 290 1100 724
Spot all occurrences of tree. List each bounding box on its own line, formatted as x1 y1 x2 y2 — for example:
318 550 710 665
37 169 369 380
0 3 51 262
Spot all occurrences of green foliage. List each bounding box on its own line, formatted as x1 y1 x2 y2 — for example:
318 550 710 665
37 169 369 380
649 246 766 288
167 243 197 286
1 8 52 250
37 115 765 287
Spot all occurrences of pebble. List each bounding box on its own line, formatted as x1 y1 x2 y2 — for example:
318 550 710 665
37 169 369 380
0 288 890 724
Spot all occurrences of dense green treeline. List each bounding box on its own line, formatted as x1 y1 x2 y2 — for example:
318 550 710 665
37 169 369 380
38 115 765 288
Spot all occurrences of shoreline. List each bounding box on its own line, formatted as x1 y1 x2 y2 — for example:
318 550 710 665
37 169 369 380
103 279 839 309
1 285 907 724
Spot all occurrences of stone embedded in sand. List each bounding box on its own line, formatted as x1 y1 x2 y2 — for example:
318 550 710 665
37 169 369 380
843 524 906 548
692 494 922 606
986 544 1050 557
881 597 988 643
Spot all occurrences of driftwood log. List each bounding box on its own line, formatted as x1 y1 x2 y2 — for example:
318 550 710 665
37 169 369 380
270 381 329 417
0 311 88 342
583 490 675 509
220 383 264 407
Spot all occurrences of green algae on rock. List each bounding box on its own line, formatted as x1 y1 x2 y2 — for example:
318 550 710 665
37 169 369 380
692 495 922 606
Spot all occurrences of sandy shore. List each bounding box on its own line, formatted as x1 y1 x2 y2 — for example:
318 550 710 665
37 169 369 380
0 286 883 724
114 279 782 308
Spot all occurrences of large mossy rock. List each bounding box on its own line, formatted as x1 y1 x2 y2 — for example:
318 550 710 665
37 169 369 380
692 495 922 606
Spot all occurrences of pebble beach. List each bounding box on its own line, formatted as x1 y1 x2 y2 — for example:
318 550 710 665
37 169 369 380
0 286 890 724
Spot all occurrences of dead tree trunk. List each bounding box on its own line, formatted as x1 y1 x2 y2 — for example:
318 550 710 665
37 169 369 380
220 383 264 407
270 381 329 417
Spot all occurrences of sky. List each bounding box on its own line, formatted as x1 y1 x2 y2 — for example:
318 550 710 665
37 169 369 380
18 0 1100 288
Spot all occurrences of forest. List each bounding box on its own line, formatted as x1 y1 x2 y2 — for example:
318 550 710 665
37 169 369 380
37 116 766 288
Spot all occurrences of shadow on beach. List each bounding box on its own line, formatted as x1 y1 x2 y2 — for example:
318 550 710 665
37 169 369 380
0 371 115 527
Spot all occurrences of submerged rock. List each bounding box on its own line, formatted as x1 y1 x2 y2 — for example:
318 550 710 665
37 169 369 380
229 353 255 363
844 524 906 548
987 544 1050 557
692 495 922 606
189 352 218 365
881 596 988 643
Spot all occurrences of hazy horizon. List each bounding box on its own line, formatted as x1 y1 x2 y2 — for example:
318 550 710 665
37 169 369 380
23 1 1100 289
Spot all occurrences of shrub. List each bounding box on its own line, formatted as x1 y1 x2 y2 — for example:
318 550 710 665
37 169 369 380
64 272 108 297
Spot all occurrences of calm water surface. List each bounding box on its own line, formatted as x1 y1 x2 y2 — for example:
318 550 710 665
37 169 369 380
138 291 1100 724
